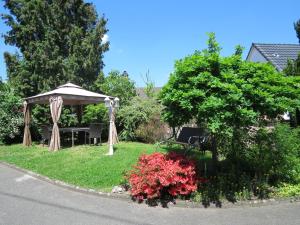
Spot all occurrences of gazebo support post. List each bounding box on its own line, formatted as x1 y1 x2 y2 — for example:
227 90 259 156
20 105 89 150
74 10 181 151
23 101 32 146
108 106 114 155
105 97 119 155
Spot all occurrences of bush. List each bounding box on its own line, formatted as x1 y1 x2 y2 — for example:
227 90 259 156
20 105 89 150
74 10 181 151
118 96 163 141
82 104 108 124
0 83 23 143
272 124 300 183
134 113 168 143
248 124 300 185
128 152 200 202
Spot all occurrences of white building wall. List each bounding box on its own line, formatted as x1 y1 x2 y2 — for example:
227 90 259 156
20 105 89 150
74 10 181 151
247 47 267 63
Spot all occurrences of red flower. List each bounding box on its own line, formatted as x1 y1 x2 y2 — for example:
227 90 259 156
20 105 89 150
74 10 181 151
127 152 201 201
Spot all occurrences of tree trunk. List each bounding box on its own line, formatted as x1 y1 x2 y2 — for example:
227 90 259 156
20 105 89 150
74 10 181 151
211 135 218 174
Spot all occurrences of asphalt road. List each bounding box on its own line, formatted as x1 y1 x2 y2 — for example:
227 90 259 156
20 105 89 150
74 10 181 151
1 163 300 225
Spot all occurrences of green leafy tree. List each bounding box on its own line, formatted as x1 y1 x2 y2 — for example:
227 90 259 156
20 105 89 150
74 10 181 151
160 33 300 169
95 70 137 104
284 54 300 76
282 19 300 125
234 45 244 56
2 0 109 97
284 18 300 76
83 70 136 130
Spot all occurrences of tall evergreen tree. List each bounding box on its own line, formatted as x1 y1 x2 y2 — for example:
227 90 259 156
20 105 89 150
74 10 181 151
283 19 300 125
284 54 300 76
2 0 109 97
284 18 300 76
294 19 300 44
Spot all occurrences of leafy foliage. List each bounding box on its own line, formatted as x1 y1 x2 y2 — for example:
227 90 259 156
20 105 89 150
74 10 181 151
275 183 300 197
83 104 107 124
135 113 168 143
0 83 23 143
248 124 300 184
128 152 199 202
117 96 163 141
84 70 137 134
2 0 109 97
159 33 300 164
94 70 137 104
284 53 300 76
283 18 300 76
294 19 300 44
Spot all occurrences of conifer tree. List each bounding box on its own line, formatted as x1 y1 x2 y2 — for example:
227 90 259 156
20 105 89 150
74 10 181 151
294 19 300 44
2 0 109 97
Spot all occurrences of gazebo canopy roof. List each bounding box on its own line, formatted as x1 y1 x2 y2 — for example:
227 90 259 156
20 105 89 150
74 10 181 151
25 82 113 105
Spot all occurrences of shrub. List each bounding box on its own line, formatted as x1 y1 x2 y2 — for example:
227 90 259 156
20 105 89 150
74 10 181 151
118 96 163 141
82 104 108 124
272 124 300 183
248 124 300 185
134 113 168 143
0 83 23 143
128 152 200 202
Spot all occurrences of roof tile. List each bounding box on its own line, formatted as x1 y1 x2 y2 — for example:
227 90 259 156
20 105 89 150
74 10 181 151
253 43 300 71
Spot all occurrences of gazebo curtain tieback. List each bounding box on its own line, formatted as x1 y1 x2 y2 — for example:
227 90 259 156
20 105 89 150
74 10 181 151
49 96 63 151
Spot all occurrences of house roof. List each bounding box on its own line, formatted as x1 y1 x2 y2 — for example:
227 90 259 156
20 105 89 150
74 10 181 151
247 43 300 71
25 82 113 105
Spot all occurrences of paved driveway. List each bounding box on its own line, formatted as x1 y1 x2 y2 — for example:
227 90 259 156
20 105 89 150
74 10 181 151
0 163 300 225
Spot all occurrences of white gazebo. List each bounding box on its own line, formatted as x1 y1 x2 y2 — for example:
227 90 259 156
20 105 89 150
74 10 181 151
23 83 119 154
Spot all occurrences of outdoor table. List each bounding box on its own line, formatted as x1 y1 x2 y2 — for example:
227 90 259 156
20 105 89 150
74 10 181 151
50 127 90 147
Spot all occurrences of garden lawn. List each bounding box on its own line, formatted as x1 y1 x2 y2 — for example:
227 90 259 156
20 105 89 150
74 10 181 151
0 142 210 192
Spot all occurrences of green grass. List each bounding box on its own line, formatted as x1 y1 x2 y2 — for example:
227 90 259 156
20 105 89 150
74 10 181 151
0 142 210 192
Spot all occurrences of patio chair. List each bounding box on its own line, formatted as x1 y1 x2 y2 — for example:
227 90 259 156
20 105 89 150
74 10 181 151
87 123 103 145
41 125 51 146
158 127 210 154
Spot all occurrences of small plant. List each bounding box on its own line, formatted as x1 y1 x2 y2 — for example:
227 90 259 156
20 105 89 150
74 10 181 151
274 183 300 198
127 152 205 203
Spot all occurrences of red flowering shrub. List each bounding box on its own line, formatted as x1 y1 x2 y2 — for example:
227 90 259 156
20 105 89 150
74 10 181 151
128 152 201 201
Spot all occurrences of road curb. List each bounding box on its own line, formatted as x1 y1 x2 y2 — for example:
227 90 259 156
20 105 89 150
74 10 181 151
1 161 300 209
0 161 131 202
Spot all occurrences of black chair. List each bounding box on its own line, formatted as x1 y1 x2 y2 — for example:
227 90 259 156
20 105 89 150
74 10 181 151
158 127 210 153
87 123 103 145
41 125 51 146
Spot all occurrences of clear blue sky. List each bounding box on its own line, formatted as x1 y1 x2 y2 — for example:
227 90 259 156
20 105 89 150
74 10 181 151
0 0 299 87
